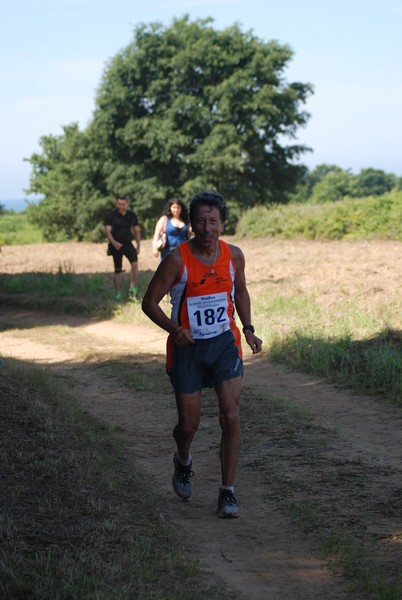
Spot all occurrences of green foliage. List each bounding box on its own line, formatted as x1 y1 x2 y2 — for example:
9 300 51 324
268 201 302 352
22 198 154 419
290 164 399 205
307 167 398 204
0 263 154 318
0 269 114 317
236 191 402 240
354 167 397 197
290 163 343 202
25 16 313 241
25 124 108 241
309 169 355 203
0 213 44 245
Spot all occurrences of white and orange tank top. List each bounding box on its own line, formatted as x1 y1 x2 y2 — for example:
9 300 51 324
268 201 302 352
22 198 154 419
169 239 242 354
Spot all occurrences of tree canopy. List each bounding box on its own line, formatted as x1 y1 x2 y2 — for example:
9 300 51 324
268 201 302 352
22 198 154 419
290 164 400 204
26 16 313 240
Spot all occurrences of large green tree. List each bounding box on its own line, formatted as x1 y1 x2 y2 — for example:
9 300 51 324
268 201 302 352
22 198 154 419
310 169 356 203
354 168 397 197
26 16 313 240
26 124 108 240
290 164 399 204
290 163 343 202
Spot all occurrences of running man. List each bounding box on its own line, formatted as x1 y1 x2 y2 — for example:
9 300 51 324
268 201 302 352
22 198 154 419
142 191 262 517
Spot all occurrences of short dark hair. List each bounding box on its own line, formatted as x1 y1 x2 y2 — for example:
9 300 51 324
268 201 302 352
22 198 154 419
116 194 128 202
189 191 226 224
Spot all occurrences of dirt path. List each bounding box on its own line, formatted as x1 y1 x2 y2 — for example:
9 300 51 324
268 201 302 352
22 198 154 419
2 304 402 599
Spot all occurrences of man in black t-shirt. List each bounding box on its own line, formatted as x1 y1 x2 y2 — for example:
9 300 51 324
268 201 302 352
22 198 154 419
104 194 141 300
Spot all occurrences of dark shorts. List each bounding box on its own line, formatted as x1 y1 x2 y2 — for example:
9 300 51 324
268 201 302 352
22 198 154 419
109 243 138 272
169 330 243 393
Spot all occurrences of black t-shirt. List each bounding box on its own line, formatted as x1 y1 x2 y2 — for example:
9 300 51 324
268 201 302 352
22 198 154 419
104 209 139 244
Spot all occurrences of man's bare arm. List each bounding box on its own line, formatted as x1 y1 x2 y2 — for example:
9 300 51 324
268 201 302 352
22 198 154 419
105 224 122 250
142 251 194 346
133 224 141 253
230 244 262 354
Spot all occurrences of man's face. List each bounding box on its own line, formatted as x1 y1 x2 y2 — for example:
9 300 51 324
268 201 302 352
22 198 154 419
191 204 224 248
116 199 128 214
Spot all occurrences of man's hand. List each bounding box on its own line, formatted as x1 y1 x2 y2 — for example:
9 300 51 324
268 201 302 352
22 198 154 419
173 326 195 346
244 330 263 354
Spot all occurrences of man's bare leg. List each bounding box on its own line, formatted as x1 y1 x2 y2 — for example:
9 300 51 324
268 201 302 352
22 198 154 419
216 376 241 517
216 376 241 486
171 391 201 500
129 261 139 289
173 391 201 461
113 271 122 294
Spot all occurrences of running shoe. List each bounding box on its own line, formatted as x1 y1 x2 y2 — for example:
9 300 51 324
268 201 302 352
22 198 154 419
128 287 138 301
217 489 239 518
172 453 194 500
115 292 122 301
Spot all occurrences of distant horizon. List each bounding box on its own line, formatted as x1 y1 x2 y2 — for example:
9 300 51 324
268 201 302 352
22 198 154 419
1 198 39 212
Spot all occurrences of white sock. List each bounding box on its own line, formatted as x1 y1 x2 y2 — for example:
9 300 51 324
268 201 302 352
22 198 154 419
176 452 192 466
219 484 234 494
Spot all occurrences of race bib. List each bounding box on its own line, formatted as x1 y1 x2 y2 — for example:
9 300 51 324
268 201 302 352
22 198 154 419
187 292 230 339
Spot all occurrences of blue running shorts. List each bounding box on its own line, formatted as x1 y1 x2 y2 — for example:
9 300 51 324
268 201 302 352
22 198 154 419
169 330 243 393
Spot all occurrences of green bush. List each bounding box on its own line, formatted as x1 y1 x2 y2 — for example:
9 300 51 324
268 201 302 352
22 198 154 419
0 213 44 245
269 329 402 405
236 192 402 240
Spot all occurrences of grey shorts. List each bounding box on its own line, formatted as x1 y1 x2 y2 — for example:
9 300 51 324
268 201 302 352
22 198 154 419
169 330 243 393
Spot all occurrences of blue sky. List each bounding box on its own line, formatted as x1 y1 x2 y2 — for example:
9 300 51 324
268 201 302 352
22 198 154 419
1 0 401 202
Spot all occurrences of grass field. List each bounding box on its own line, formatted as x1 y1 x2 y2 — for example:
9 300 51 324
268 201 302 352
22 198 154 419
1 238 401 404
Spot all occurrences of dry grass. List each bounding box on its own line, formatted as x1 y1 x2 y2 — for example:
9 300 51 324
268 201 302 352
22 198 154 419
0 360 221 600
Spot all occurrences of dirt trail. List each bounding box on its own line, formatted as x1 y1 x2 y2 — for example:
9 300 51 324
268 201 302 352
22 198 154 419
2 304 402 599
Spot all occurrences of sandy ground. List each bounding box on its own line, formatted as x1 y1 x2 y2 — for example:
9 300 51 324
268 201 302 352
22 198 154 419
1 238 402 599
